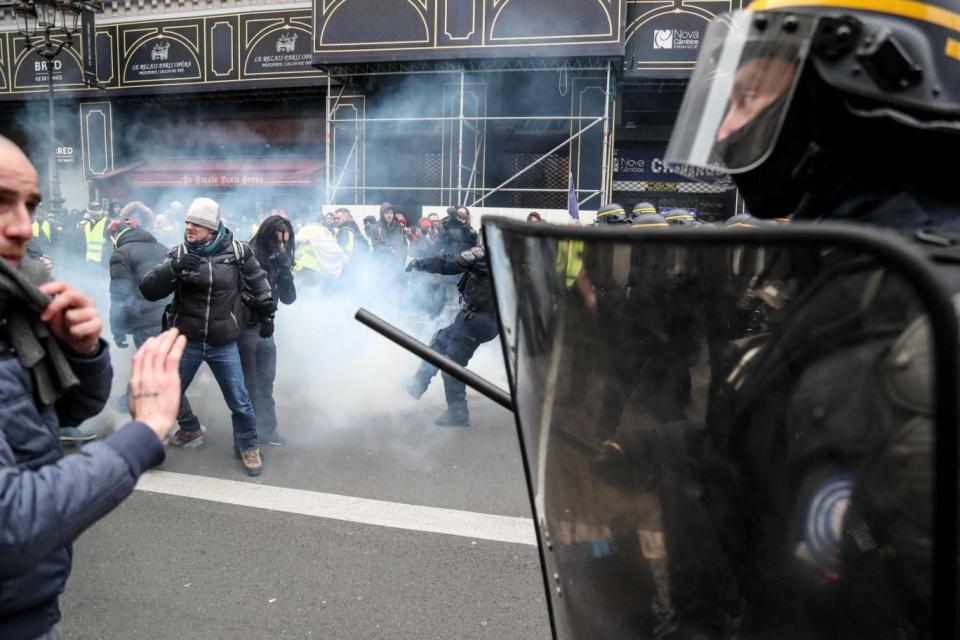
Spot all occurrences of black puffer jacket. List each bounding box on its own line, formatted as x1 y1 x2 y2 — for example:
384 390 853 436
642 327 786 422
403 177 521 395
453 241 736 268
109 228 169 337
139 227 273 346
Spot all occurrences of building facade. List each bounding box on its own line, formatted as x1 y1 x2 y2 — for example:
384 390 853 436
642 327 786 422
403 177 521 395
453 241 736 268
0 0 744 221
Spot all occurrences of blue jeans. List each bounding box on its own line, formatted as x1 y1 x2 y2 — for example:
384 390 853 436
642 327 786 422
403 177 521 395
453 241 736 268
176 340 258 451
238 328 279 437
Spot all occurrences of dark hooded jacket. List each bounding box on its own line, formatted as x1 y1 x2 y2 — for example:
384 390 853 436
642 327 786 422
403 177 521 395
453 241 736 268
139 226 273 346
108 227 169 337
244 216 296 326
371 204 407 265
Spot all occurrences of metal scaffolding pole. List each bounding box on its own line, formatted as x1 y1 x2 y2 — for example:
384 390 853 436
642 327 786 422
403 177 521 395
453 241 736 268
457 67 465 206
328 137 359 205
325 73 332 204
329 115 600 123
468 117 603 208
599 61 612 207
361 186 601 194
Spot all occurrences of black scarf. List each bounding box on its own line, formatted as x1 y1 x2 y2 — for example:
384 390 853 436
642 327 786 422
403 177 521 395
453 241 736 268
0 258 79 406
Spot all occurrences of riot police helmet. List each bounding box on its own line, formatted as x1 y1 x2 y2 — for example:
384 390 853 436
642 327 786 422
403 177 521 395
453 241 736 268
631 203 669 228
595 203 630 225
664 0 960 218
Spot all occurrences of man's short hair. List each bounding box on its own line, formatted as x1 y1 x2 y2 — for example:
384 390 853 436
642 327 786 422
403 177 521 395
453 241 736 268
334 207 350 215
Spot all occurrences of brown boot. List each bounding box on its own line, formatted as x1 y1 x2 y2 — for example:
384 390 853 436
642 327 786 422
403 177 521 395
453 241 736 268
167 425 207 448
240 448 263 477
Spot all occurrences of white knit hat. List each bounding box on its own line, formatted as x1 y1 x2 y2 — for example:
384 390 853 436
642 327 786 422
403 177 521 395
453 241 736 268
185 197 221 231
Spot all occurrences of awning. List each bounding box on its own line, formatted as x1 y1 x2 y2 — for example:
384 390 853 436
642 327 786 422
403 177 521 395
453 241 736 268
94 159 324 188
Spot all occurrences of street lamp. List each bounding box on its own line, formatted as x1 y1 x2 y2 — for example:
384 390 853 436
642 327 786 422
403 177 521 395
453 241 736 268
10 0 99 212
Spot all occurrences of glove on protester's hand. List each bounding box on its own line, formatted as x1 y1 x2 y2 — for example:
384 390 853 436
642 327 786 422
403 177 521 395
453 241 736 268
259 315 275 339
113 334 128 349
129 329 188 441
273 252 294 274
172 253 202 275
405 260 420 272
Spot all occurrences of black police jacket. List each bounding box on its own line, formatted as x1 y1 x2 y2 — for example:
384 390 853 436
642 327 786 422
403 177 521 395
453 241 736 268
416 247 493 313
139 228 273 346
108 228 170 336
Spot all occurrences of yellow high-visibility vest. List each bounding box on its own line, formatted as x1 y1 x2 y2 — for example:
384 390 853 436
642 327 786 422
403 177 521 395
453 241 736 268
556 239 584 289
340 228 357 255
83 217 108 263
294 223 323 272
31 220 51 242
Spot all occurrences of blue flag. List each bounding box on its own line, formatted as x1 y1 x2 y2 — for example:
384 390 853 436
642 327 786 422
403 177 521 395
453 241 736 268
567 171 580 221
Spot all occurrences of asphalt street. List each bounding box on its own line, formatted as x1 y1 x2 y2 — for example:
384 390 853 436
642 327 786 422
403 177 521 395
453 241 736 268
60 355 553 639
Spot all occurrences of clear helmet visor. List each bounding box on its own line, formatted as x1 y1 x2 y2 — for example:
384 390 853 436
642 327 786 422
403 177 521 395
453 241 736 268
665 10 816 179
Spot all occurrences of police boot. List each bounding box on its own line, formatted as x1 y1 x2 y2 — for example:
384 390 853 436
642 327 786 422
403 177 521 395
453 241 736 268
434 405 469 427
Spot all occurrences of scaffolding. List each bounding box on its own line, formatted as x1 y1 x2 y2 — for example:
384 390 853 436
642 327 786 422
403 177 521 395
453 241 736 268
322 59 616 211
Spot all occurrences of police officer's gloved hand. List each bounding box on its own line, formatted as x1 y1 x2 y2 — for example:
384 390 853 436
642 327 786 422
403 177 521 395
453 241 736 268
259 315 275 339
113 334 128 349
172 253 202 275
405 259 421 272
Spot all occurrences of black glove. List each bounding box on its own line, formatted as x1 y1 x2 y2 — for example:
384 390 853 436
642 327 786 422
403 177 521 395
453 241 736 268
405 259 421 272
172 253 202 275
113 334 128 349
446 206 457 217
259 315 275 339
272 252 294 274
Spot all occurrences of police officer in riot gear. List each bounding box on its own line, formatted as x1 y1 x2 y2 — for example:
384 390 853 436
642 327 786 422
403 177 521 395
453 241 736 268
659 1 960 637
583 204 634 438
404 246 497 426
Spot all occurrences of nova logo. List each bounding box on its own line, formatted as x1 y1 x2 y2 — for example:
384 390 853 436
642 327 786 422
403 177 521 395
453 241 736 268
654 29 673 49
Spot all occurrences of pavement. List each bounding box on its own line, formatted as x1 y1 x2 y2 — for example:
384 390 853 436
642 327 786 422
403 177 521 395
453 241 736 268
60 337 553 639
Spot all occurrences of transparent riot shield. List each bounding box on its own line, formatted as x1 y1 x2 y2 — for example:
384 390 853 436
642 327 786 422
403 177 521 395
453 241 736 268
482 219 959 640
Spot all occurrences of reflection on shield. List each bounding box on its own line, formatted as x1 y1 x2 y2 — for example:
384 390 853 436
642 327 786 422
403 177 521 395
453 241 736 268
483 219 958 640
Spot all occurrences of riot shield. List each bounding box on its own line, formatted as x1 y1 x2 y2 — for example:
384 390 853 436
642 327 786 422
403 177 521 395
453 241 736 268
482 219 959 640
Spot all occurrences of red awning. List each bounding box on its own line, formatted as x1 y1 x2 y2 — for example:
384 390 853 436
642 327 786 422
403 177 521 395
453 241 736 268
95 159 324 188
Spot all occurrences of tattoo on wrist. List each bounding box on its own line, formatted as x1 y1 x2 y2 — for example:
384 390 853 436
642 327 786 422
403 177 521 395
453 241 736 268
132 392 160 400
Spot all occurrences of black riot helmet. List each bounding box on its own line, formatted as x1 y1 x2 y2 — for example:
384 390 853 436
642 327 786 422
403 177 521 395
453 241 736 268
665 1 960 218
595 203 630 225
630 202 669 228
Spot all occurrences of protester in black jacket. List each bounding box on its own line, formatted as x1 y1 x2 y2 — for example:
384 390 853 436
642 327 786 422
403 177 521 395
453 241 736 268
240 215 295 446
437 206 478 255
371 202 407 269
108 220 169 348
140 197 274 476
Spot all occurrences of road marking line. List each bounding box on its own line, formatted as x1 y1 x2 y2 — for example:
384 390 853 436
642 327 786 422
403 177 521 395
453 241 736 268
135 470 537 546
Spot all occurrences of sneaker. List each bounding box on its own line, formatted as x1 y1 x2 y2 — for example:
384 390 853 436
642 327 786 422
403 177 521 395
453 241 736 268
260 431 287 446
167 425 207 449
434 408 469 427
405 377 428 400
240 447 263 476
